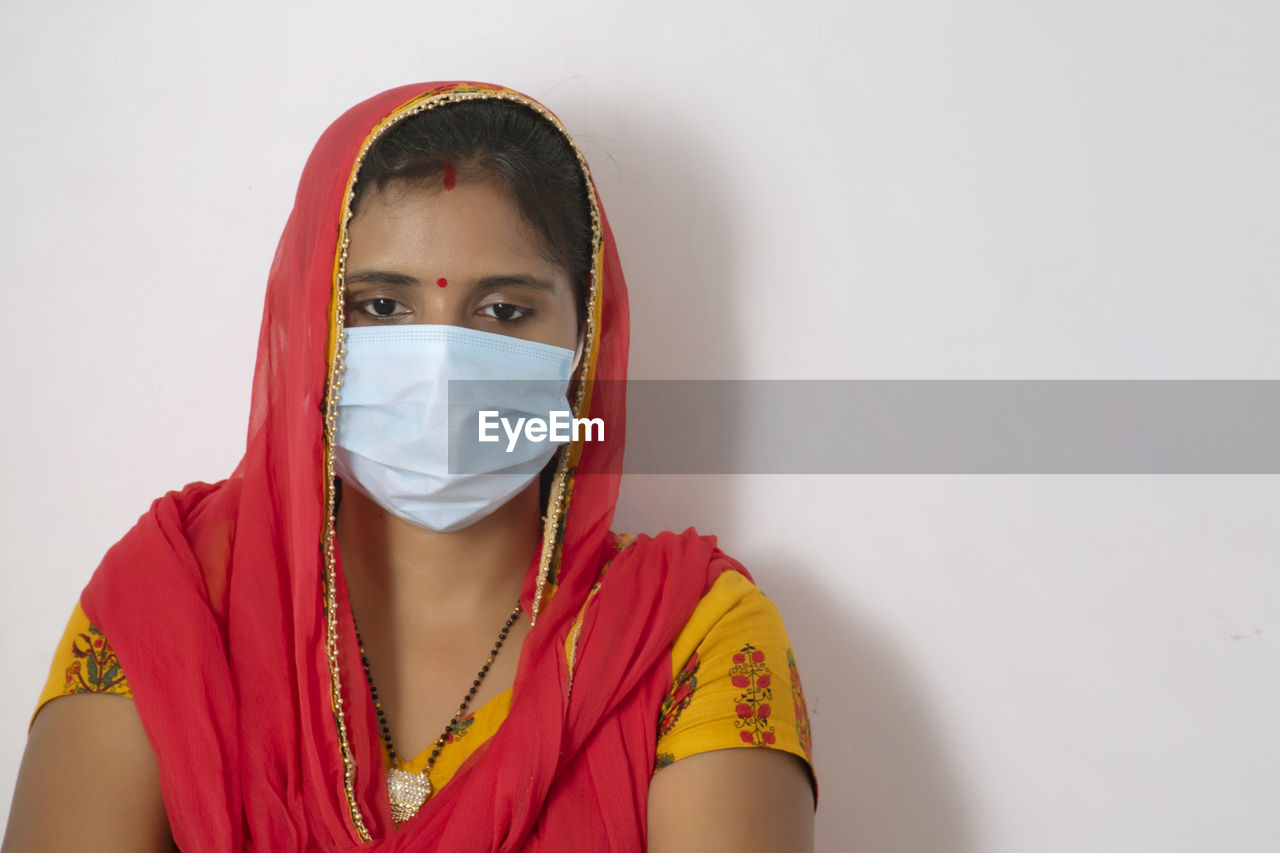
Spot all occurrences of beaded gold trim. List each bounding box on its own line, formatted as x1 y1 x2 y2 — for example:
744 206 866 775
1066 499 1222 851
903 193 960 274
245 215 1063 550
320 85 605 840
563 579 601 698
563 535 636 696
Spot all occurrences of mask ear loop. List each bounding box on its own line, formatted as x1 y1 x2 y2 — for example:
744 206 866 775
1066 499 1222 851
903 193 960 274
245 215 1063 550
557 333 586 458
569 334 585 377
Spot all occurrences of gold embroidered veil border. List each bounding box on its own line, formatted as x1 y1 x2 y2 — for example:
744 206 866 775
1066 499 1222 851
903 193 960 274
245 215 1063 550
316 85 606 840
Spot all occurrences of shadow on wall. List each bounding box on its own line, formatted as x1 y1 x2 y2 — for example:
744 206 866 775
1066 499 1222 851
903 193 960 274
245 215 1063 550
577 109 743 382
763 557 975 853
584 105 974 852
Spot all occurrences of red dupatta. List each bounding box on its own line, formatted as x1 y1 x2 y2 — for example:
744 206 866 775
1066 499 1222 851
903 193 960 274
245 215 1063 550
79 82 744 851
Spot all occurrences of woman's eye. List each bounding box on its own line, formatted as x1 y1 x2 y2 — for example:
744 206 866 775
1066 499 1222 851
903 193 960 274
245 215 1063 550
482 303 530 323
359 298 408 318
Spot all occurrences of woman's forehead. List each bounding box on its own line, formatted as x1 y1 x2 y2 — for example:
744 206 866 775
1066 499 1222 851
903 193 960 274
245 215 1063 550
345 179 570 285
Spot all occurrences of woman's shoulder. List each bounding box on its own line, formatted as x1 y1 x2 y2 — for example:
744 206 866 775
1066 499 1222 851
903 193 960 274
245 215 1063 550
24 477 239 770
12 625 171 851
607 528 792 662
81 477 241 627
640 542 817 801
669 569 777 663
656 581 817 802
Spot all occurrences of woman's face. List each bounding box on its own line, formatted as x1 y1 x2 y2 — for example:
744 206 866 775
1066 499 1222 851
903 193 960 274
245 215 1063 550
343 176 580 355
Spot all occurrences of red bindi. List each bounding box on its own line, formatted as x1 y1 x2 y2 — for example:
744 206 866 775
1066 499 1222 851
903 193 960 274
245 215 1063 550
442 161 456 191
437 277 448 288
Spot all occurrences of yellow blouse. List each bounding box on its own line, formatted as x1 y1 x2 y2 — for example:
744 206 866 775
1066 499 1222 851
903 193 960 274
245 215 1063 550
34 570 815 798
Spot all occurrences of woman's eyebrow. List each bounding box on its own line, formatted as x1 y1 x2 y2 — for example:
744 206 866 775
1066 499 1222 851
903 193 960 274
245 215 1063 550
474 274 559 292
345 270 419 288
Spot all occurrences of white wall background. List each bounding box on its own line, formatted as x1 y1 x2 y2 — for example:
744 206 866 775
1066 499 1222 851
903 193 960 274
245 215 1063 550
2 1 1277 850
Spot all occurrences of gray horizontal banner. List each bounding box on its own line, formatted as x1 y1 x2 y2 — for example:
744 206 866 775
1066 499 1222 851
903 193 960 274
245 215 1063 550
447 380 1280 474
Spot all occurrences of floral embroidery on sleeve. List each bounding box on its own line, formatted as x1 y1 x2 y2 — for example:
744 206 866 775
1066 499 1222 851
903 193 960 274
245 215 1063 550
787 648 813 763
63 624 128 696
731 644 776 746
651 573 813 785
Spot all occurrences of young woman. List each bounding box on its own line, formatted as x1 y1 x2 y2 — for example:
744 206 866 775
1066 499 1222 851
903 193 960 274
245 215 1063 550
4 81 816 851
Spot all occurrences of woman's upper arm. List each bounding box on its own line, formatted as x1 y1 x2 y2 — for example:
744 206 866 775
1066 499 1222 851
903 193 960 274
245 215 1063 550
3 693 175 853
647 747 815 852
647 570 818 850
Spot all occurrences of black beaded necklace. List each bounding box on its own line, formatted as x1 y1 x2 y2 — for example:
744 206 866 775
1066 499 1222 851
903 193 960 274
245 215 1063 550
352 600 522 824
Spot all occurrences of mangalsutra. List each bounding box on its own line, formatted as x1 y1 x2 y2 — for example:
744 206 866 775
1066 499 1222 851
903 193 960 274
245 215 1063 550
353 601 522 824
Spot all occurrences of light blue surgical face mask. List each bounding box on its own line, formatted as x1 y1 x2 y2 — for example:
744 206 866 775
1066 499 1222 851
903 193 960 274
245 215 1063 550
334 325 580 533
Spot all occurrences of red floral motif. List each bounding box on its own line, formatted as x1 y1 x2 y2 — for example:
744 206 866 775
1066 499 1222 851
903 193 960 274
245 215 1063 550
63 625 128 696
658 652 700 736
729 643 776 748
787 648 813 763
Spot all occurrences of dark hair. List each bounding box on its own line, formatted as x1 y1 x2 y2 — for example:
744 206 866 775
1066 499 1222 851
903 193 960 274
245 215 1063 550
350 99 592 322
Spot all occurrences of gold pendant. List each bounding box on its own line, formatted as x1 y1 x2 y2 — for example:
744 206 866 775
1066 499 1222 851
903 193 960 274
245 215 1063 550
386 766 432 824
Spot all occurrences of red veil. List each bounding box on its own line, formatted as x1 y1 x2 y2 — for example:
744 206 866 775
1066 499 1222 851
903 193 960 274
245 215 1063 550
79 82 743 850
